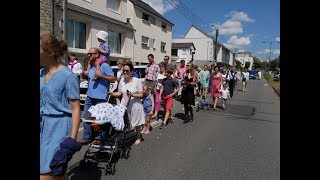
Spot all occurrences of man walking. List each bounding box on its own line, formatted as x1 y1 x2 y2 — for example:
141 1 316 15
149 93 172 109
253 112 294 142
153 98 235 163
79 48 116 145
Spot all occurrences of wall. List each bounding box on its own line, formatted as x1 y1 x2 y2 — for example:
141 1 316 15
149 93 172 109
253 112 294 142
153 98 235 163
40 0 51 32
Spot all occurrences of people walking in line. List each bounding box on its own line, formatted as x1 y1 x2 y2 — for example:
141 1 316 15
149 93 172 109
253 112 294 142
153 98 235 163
79 48 116 146
110 63 146 145
211 66 222 110
181 63 196 122
152 63 166 120
141 85 154 134
159 69 179 128
145 54 160 92
176 60 187 98
226 66 238 98
67 52 83 81
241 68 250 92
198 65 210 98
40 32 81 180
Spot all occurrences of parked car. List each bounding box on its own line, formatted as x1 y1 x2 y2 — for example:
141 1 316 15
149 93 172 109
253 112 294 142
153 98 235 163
79 65 147 109
248 70 257 79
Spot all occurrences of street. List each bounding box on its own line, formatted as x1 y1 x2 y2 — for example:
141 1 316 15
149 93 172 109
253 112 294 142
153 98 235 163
67 76 280 179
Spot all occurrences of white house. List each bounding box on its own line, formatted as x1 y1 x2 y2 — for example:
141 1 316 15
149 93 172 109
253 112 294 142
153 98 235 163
127 0 174 64
173 25 234 67
234 52 254 70
46 0 135 68
171 42 196 64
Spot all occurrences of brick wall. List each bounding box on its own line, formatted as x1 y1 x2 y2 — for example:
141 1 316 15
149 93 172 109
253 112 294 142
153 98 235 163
40 0 51 32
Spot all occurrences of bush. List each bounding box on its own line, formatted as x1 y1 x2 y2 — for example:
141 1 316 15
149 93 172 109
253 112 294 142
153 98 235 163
263 72 272 81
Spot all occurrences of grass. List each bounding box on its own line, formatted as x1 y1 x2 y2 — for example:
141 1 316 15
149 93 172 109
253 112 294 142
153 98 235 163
263 71 280 96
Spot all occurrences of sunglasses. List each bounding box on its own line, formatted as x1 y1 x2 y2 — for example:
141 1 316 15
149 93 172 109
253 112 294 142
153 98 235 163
164 58 169 60
87 52 98 56
186 65 190 66
123 69 130 73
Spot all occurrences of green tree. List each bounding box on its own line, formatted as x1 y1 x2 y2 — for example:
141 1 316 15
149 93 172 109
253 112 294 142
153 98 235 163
245 62 250 69
253 56 262 69
234 60 243 70
269 59 279 71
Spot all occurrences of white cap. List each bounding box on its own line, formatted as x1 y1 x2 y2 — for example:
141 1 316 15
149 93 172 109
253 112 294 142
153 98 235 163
96 31 108 41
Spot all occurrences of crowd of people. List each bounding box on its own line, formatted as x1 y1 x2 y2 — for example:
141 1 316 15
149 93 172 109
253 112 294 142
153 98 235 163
40 31 256 179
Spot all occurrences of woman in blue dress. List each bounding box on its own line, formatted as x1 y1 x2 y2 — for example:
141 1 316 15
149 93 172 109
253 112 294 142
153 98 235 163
40 33 81 180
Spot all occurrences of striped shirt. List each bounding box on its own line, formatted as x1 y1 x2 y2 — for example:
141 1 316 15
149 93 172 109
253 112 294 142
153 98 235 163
145 62 160 81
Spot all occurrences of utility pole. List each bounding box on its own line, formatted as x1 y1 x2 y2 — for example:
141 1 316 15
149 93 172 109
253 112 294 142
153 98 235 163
262 41 275 71
214 29 219 66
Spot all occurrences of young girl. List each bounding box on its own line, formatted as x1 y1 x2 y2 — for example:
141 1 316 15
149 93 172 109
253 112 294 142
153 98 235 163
220 84 231 110
86 30 110 80
141 86 154 134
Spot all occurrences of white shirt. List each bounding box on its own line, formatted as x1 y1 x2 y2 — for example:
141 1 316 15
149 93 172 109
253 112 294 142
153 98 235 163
119 77 143 106
156 73 166 90
242 72 249 81
67 60 83 76
221 89 230 99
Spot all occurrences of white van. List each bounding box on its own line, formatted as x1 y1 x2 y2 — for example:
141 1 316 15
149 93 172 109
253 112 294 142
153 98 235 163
79 65 147 108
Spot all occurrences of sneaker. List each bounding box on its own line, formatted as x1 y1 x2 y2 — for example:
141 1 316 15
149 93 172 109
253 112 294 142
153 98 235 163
159 123 167 129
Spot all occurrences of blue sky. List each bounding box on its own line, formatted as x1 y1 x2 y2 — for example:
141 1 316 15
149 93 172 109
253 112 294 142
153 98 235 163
142 0 280 60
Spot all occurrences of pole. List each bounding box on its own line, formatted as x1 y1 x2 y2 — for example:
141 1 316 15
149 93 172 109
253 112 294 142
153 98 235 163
215 29 219 66
51 0 55 35
62 0 67 40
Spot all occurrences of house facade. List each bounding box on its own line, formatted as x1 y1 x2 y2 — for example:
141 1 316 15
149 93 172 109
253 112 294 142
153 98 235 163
173 25 234 67
234 52 253 70
171 42 196 64
127 0 174 64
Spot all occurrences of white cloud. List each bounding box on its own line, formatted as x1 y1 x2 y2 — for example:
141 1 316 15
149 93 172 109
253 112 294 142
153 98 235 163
275 37 280 42
273 49 280 55
226 11 255 23
256 49 271 55
237 49 246 52
214 20 243 35
224 35 251 49
142 0 175 15
213 11 254 36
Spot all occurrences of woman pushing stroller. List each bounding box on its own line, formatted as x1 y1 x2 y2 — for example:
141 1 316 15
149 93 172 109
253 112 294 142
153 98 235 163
109 63 146 145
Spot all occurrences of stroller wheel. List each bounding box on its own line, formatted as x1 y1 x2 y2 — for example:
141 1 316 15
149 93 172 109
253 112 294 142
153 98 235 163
111 164 116 175
124 149 130 159
120 149 124 159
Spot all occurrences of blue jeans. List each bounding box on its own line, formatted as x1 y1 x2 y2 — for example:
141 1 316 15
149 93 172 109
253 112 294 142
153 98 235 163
82 96 106 141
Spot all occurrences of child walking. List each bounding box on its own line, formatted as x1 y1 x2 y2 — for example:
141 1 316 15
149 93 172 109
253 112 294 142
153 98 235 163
159 70 179 129
141 86 154 134
220 84 231 110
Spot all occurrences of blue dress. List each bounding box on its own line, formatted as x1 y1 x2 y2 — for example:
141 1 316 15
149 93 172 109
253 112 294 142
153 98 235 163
143 93 152 115
40 66 80 174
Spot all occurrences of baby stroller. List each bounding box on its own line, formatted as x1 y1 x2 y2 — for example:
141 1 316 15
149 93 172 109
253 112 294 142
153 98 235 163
80 95 136 175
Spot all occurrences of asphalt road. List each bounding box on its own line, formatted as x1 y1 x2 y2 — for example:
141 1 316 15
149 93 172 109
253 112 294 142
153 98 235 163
67 77 280 179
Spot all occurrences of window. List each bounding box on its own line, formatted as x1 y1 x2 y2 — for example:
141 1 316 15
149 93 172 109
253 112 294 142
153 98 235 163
149 38 155 49
142 36 149 47
67 19 86 49
142 13 149 21
107 0 120 12
108 30 121 54
149 16 156 25
161 42 166 51
172 49 177 56
161 23 167 30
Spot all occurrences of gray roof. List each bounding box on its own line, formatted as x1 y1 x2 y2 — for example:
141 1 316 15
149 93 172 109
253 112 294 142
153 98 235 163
65 3 135 31
129 0 174 26
172 42 195 50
